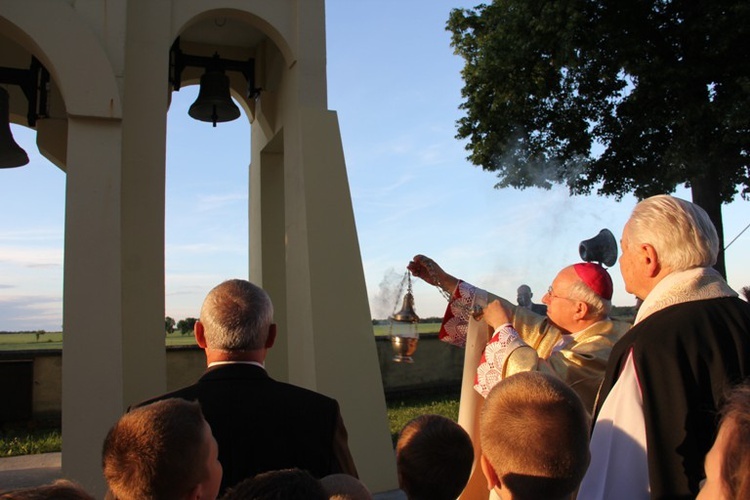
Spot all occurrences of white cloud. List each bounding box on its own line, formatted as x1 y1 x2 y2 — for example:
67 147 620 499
194 192 248 212
0 246 63 268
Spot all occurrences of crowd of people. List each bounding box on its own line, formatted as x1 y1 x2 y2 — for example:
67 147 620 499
1 194 749 500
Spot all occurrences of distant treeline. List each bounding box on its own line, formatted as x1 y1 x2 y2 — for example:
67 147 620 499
165 317 198 335
372 317 443 325
375 306 639 325
0 330 49 335
611 305 638 320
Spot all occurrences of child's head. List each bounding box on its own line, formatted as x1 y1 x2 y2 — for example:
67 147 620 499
320 473 372 500
698 382 750 500
480 372 590 500
221 468 327 500
396 414 473 500
0 479 94 500
102 398 222 500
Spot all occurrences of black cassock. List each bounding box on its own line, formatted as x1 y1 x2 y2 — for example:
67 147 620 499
594 297 750 499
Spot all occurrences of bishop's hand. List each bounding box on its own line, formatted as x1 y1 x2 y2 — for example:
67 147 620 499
483 300 511 330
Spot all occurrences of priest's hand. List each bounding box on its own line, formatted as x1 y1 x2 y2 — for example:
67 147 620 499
483 300 511 330
407 255 458 295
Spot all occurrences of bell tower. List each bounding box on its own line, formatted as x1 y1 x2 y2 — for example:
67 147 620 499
0 0 397 495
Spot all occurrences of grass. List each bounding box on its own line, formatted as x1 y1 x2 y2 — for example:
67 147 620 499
385 389 460 445
0 326 455 456
0 332 63 351
0 324 444 350
0 331 200 350
0 422 62 457
372 323 441 337
165 331 200 346
0 390 460 457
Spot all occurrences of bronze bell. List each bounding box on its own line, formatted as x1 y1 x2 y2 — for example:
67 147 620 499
188 56 241 127
0 87 29 168
391 292 419 323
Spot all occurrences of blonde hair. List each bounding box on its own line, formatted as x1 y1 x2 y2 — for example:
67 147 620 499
396 414 473 500
0 480 94 500
720 383 750 500
102 399 209 500
221 469 327 500
320 473 372 500
480 372 590 500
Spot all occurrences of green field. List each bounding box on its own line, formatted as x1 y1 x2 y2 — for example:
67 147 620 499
0 324 442 350
0 390 460 457
0 332 64 351
0 331 199 350
2 321 642 350
373 322 441 336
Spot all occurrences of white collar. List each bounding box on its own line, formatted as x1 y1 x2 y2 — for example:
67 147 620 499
635 267 736 324
208 360 265 369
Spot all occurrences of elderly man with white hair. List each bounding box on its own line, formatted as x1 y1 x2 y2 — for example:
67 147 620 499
578 195 750 500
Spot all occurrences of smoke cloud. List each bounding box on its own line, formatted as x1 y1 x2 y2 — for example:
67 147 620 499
372 267 409 320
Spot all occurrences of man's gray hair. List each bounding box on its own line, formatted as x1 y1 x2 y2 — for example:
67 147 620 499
627 195 719 271
199 279 274 351
567 281 612 319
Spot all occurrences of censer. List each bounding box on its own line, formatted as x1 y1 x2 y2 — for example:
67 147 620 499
390 272 420 363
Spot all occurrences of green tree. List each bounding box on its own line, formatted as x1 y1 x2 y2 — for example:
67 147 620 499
177 317 198 335
165 316 175 335
447 0 750 276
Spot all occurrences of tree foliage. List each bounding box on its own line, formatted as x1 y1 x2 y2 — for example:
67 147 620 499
165 316 175 334
447 0 750 272
176 317 198 335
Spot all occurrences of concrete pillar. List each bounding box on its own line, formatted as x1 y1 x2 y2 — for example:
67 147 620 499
61 2 169 494
61 117 125 494
299 109 398 492
254 107 398 492
119 0 169 407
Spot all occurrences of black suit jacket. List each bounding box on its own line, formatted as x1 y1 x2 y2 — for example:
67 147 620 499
137 363 357 493
595 297 750 498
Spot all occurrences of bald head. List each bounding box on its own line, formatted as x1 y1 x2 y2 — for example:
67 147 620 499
199 279 274 351
517 285 533 308
563 265 611 318
542 265 611 334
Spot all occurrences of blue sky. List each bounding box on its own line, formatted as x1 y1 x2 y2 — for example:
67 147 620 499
1 0 748 331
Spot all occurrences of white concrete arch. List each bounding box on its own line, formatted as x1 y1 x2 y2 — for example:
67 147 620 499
0 1 398 495
172 2 296 67
0 0 121 119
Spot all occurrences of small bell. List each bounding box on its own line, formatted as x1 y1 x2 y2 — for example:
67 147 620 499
0 87 29 168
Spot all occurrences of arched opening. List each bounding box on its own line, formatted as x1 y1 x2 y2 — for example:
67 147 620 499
0 124 64 333
0 87 253 340
164 84 250 332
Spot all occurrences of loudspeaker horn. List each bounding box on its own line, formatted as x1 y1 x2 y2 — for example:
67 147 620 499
579 228 618 267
